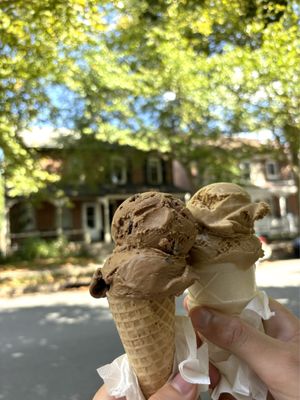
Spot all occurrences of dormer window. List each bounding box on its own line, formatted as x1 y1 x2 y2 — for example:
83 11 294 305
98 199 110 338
111 156 127 184
147 157 163 184
265 160 279 180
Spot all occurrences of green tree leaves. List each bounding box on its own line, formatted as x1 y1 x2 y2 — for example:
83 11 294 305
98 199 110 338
1 0 299 196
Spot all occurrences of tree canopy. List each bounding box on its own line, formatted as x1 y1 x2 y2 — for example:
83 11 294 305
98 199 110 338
0 0 299 195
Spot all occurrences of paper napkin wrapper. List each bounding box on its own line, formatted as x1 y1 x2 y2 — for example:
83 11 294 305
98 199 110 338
97 290 274 400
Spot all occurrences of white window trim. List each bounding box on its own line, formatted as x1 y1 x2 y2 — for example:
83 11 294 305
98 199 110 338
111 156 127 185
147 157 163 184
265 160 279 180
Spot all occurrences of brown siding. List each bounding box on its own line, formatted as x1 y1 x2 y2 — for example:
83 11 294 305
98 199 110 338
9 203 23 233
131 157 144 185
35 202 56 231
287 194 299 215
164 159 173 185
72 201 82 229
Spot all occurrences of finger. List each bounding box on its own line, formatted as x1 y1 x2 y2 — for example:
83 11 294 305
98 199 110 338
209 362 221 389
150 373 198 400
263 298 300 342
183 296 189 313
190 307 288 386
92 385 125 400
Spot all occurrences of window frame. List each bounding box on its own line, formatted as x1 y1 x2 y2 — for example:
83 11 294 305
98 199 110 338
147 156 163 185
110 156 127 185
265 160 279 180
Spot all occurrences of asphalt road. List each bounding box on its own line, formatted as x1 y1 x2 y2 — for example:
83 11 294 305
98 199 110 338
0 259 299 400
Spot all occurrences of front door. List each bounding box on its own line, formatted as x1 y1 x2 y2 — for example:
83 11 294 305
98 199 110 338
82 203 101 242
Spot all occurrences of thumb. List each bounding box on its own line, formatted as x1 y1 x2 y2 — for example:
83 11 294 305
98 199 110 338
190 307 285 385
149 373 197 400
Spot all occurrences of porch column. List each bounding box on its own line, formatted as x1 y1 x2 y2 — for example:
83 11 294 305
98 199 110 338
279 195 287 217
103 198 112 243
55 200 64 238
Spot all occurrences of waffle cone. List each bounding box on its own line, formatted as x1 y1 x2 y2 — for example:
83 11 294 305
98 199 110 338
107 294 175 399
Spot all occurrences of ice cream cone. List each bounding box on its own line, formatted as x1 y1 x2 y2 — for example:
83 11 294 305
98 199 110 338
107 294 175 399
186 182 269 314
90 192 197 398
188 262 258 314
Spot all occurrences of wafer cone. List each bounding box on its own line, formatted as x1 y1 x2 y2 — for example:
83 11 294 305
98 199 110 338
107 294 175 399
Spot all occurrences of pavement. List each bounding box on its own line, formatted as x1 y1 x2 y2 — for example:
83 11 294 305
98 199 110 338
256 258 300 316
0 258 299 400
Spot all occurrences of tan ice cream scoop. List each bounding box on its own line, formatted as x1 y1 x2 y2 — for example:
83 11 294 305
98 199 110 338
186 182 270 313
187 182 270 270
90 191 197 399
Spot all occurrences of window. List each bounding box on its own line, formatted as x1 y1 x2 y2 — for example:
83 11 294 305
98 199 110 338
86 205 96 228
147 157 163 184
111 156 127 184
240 161 251 181
265 160 279 180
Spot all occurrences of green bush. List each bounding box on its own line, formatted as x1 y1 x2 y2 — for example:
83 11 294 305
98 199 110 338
16 236 69 261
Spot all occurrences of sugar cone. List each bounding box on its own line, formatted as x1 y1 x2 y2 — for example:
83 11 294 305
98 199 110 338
188 263 257 314
107 294 175 399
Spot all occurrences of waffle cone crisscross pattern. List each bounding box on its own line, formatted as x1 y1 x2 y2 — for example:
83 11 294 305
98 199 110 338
108 295 175 399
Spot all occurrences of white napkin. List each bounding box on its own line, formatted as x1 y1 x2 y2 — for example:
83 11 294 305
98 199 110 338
98 290 274 400
208 290 274 400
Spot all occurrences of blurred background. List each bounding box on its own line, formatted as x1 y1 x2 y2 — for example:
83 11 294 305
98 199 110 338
0 0 299 399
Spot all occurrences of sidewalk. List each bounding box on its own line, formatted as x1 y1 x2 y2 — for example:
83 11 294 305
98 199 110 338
0 261 100 297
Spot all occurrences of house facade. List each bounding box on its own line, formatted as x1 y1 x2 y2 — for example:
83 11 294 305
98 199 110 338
239 156 298 238
6 142 187 250
173 139 299 239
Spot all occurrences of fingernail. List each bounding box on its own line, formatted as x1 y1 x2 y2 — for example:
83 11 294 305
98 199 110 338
171 373 194 395
197 308 213 329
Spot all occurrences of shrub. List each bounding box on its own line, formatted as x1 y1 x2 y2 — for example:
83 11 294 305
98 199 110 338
15 236 69 261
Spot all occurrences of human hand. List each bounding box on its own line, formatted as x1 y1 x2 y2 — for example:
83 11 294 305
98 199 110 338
92 372 198 400
189 298 300 400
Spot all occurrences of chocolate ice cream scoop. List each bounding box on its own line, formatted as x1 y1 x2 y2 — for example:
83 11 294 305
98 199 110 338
90 191 197 299
111 191 196 255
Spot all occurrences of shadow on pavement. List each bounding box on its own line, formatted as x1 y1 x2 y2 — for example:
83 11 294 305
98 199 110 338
0 305 123 400
0 285 299 400
259 286 300 317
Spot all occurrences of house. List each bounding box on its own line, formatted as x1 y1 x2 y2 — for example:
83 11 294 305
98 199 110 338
6 132 188 250
173 137 299 239
239 155 298 238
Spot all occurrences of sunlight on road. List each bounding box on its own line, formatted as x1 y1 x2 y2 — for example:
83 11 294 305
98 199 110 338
0 289 109 310
256 259 300 287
